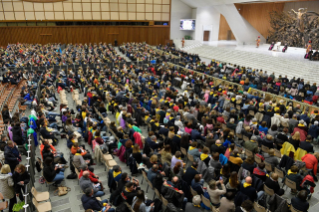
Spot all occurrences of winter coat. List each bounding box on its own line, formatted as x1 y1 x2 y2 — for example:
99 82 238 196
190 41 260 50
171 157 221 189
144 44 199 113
81 194 103 211
12 171 30 193
268 194 290 212
12 125 23 145
0 173 15 199
4 145 19 168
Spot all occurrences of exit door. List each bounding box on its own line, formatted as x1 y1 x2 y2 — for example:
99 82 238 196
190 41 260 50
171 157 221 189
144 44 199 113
203 31 210 41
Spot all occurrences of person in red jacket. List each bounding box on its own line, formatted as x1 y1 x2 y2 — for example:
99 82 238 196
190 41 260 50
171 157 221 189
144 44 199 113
301 153 319 181
79 165 104 190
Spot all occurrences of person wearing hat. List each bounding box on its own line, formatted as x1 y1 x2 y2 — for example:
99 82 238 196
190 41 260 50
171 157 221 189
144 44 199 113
243 135 259 154
256 36 261 48
185 195 202 212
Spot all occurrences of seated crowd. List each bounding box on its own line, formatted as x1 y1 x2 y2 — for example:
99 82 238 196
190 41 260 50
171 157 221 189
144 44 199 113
156 44 319 106
0 41 319 212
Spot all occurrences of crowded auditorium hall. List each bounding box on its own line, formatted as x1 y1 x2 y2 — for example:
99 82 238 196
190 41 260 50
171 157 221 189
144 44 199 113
2 1 319 212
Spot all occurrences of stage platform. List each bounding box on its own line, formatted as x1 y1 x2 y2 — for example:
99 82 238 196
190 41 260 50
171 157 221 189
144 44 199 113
203 41 319 64
176 40 319 84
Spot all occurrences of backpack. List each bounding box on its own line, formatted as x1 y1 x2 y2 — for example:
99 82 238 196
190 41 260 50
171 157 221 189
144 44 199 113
35 159 42 173
39 176 45 184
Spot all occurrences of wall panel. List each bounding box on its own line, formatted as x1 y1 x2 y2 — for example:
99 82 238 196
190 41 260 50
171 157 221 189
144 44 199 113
0 0 170 21
0 26 169 47
218 14 235 40
234 3 285 38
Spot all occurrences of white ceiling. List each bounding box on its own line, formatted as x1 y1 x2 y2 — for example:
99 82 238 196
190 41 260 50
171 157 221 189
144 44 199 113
180 0 294 8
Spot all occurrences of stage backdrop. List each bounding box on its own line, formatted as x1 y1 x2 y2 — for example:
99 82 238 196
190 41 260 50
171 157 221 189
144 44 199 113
0 25 170 46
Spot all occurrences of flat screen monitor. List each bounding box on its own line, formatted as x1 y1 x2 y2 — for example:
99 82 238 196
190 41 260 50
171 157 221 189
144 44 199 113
180 19 195 31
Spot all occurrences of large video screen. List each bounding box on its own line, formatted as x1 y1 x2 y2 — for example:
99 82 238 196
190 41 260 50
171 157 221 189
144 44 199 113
180 19 196 31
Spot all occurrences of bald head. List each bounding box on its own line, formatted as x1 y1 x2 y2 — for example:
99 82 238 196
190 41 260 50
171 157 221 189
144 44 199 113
245 176 252 184
83 171 90 178
271 173 278 181
216 140 221 144
172 176 179 184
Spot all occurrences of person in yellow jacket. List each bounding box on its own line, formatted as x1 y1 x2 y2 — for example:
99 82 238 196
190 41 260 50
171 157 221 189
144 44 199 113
280 142 296 157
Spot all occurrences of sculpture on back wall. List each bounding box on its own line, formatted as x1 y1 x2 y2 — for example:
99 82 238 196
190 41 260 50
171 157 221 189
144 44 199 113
268 9 319 49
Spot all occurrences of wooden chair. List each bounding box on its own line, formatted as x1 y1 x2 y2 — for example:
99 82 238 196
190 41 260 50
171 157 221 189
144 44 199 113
263 184 275 196
105 159 117 171
243 136 249 142
42 173 55 191
187 154 194 163
142 170 153 194
32 198 52 212
0 193 8 211
264 161 273 172
261 145 269 153
154 188 162 199
180 147 187 162
274 149 281 158
245 149 253 157
236 133 243 139
254 202 266 212
190 186 198 196
72 162 80 184
161 196 168 207
254 154 262 164
290 205 303 212
284 178 297 191
201 194 212 210
31 187 50 202
275 167 284 179
124 202 134 212
103 154 113 162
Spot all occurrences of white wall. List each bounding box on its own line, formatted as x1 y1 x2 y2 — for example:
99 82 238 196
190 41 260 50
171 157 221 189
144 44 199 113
170 0 193 40
193 6 221 42
214 4 265 45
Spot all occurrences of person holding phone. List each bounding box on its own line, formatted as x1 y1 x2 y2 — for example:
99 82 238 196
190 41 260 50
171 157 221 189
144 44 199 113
207 178 226 208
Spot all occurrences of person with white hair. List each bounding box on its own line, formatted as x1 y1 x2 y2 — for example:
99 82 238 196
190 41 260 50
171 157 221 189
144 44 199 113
185 195 202 212
174 115 184 132
308 121 319 143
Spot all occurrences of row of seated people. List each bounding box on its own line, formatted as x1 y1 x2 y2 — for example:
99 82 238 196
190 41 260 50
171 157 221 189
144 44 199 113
0 43 124 68
154 43 319 106
69 57 319 212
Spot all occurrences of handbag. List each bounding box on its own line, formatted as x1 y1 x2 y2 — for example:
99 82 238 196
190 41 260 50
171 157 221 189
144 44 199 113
54 186 71 196
12 200 25 212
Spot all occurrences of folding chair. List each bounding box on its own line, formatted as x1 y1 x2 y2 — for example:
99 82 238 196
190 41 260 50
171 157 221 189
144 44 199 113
245 149 253 157
290 205 303 212
263 184 275 196
190 186 198 196
187 154 194 163
201 194 212 210
261 145 269 153
254 202 266 212
31 187 50 202
284 178 297 193
254 154 262 164
275 167 284 179
264 161 273 172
